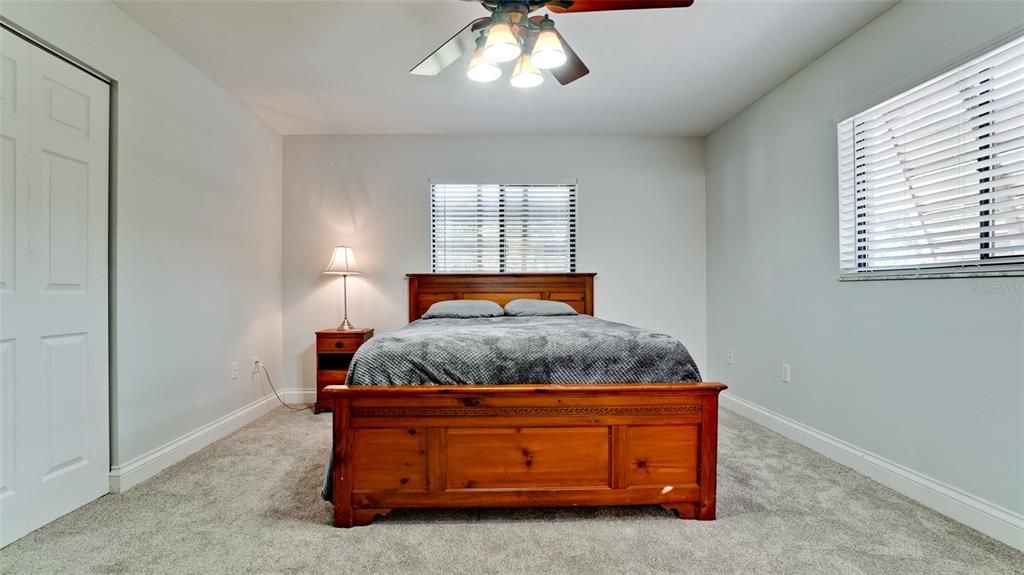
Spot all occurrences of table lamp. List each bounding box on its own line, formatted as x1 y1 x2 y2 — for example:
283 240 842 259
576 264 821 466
323 246 361 331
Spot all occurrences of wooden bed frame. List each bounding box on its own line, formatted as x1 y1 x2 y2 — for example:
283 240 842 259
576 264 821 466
325 273 726 527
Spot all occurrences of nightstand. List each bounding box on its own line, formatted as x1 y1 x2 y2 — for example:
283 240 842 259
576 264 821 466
315 328 373 413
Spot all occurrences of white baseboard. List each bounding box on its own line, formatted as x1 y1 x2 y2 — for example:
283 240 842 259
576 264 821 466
721 393 1024 552
108 388 314 493
277 388 316 403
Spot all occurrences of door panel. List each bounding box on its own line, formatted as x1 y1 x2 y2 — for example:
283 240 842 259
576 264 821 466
0 28 109 547
0 339 14 500
0 54 16 112
45 77 91 138
40 151 89 290
41 333 88 478
0 136 14 288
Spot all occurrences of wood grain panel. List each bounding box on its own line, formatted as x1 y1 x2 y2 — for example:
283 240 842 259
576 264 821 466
406 274 595 321
352 428 427 492
316 338 362 353
317 369 348 384
549 291 586 313
446 427 610 489
625 425 698 487
353 485 701 510
562 301 587 313
699 394 720 520
353 414 702 429
416 292 456 318
463 292 542 306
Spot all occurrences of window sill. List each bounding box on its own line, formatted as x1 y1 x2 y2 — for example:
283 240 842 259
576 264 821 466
839 267 1024 281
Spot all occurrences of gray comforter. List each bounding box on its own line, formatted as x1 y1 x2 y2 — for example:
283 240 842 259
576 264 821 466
345 315 702 386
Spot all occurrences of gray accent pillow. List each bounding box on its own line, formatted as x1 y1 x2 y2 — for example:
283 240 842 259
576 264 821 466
421 299 505 319
504 299 578 317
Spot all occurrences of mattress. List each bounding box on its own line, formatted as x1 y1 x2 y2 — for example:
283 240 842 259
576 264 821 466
344 315 702 386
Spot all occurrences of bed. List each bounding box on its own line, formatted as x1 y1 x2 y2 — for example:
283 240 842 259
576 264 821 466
323 273 725 527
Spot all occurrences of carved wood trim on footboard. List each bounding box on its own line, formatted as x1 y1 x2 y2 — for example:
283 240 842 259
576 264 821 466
326 383 726 527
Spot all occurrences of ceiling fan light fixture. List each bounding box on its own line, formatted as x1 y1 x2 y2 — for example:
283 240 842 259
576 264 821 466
530 18 567 69
467 36 502 82
510 54 544 88
483 15 521 63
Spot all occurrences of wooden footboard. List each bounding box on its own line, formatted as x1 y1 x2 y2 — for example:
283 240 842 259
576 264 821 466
325 382 726 527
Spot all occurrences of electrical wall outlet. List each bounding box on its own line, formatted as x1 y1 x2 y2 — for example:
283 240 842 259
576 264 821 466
781 363 792 383
231 361 240 380
727 349 735 365
252 356 261 373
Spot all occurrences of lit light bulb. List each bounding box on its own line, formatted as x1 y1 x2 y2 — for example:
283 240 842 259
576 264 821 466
530 18 566 69
467 34 501 82
510 54 543 88
484 18 521 63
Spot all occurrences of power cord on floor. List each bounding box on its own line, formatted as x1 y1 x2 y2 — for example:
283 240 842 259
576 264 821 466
256 360 309 412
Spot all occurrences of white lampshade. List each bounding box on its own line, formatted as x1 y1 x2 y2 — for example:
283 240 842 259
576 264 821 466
467 36 502 83
323 246 361 275
510 54 543 88
483 20 521 63
530 27 566 70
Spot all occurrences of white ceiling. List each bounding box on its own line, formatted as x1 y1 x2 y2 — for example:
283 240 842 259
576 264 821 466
115 0 896 136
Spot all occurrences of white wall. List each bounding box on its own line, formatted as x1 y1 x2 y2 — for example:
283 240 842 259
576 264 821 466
282 135 706 391
1 1 284 468
707 0 1023 529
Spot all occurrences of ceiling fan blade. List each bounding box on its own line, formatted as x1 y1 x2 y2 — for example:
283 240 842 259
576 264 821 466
549 29 589 85
547 0 694 13
410 17 490 76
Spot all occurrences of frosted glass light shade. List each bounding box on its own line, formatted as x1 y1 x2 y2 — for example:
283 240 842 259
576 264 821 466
530 28 566 69
510 54 543 88
483 21 521 63
467 46 502 82
323 246 361 275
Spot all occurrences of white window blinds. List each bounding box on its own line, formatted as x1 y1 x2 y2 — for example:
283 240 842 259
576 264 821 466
838 35 1024 277
431 183 577 273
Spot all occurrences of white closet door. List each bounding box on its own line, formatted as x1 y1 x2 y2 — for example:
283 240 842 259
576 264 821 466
0 28 109 548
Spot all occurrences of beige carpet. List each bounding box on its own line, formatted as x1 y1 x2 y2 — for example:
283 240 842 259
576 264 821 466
1 406 1020 575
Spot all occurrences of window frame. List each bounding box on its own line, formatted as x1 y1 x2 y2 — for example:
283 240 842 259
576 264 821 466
836 29 1024 281
428 179 579 274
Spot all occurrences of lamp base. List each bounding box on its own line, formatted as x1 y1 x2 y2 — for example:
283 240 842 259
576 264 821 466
338 318 355 331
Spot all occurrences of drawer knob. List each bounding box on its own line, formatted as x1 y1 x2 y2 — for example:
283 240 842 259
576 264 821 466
335 341 345 348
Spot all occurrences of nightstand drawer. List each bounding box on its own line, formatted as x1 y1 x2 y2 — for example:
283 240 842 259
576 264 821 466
318 369 348 384
317 337 363 353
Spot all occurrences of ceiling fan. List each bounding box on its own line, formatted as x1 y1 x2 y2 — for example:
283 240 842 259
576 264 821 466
410 0 694 88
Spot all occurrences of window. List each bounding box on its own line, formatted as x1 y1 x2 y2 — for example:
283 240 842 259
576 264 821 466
431 182 577 273
837 35 1024 278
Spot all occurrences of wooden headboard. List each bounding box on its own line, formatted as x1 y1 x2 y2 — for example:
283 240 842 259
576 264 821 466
406 273 596 321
